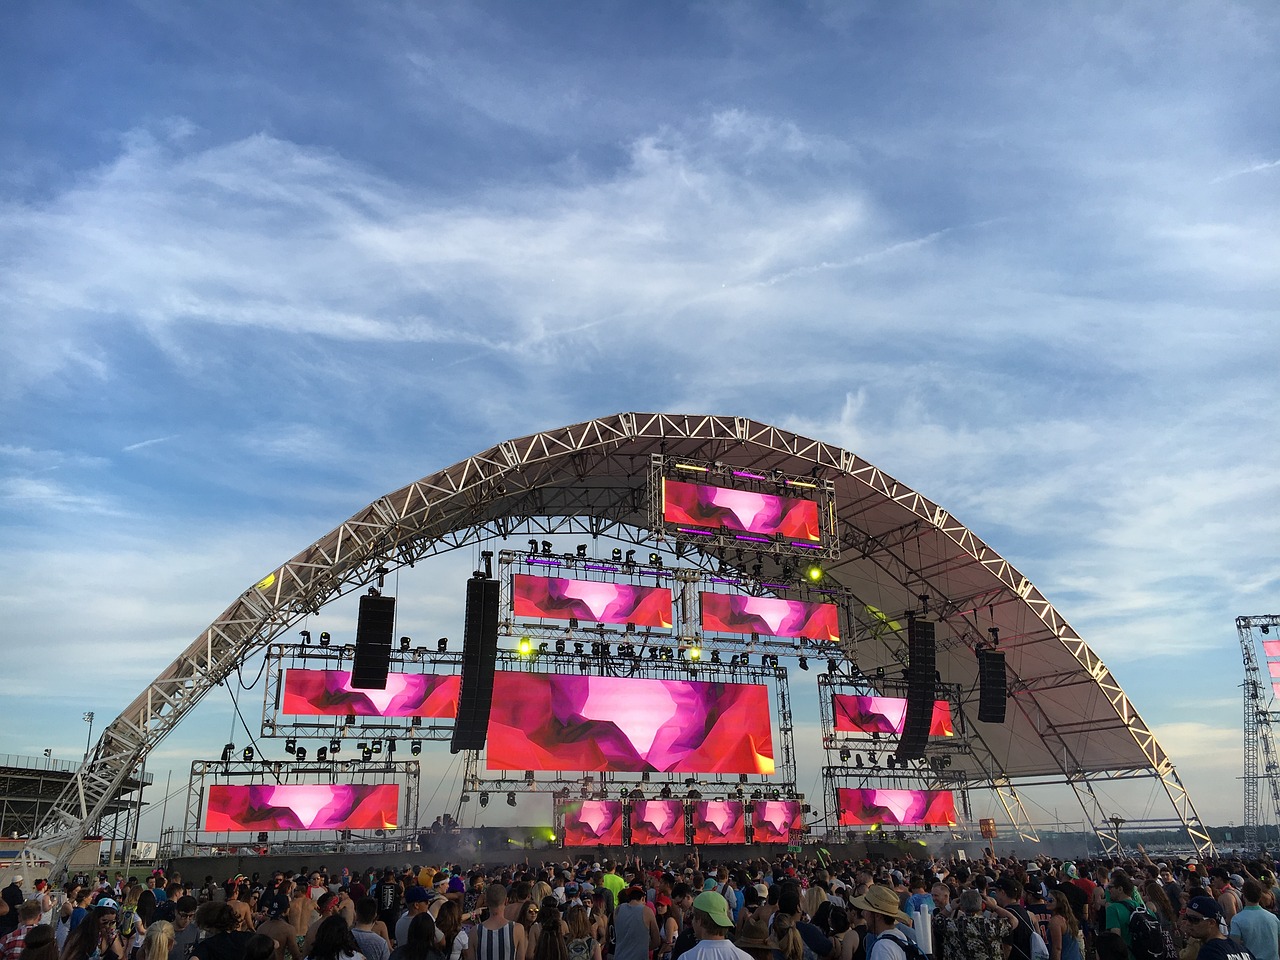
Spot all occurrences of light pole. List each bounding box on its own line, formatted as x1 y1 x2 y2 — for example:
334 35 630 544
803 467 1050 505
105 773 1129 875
83 712 95 758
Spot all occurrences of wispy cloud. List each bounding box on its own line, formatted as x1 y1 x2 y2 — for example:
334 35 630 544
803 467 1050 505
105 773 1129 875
122 435 179 452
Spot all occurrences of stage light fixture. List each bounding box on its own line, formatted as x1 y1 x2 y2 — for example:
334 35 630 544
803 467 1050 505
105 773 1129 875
410 741 421 756
362 748 373 762
555 638 566 654
710 650 721 664
827 658 840 673
461 793 471 803
806 564 824 583
525 770 535 783
506 792 517 807
574 642 584 655
329 739 341 753
241 746 254 761
799 656 809 670
839 748 851 762
625 549 636 565
319 632 331 646
300 630 311 644
438 637 448 651
660 785 672 799
688 645 701 661
867 752 878 766
741 653 750 666
688 789 702 800
612 548 623 562
385 738 396 754
317 747 327 762
399 636 411 652
855 755 864 769
541 541 553 555
528 539 539 554
577 544 588 558
285 738 297 754
480 792 489 807
649 552 662 567
372 740 383 754
519 636 532 656
295 746 307 760
538 642 549 654
411 716 421 727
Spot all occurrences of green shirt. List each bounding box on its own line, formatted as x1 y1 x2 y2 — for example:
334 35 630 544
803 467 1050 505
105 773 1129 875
1105 894 1144 947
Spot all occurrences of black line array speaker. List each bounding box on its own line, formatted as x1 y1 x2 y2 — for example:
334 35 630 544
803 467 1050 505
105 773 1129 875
450 576 500 753
977 649 1008 723
896 618 936 761
350 594 396 689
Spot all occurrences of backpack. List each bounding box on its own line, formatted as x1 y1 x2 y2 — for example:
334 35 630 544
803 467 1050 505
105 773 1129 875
878 932 929 960
1127 904 1176 960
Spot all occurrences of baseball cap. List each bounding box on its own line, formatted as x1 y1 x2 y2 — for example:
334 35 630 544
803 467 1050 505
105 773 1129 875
405 887 430 904
693 890 734 928
1186 896 1223 921
448 877 465 894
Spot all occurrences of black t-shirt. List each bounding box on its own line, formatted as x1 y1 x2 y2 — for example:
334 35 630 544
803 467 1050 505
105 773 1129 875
1054 884 1088 928
1002 904 1034 960
1196 937 1256 960
191 931 254 960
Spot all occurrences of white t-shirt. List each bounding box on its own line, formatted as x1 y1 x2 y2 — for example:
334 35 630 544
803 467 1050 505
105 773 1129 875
680 938 754 960
868 933 908 960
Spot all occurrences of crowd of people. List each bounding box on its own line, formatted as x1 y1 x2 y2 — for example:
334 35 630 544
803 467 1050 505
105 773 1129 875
2 845 1279 960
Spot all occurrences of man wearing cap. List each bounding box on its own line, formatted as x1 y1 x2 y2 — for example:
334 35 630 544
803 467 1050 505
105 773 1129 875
678 891 750 960
396 888 432 948
1181 896 1252 960
257 894 303 960
614 886 660 960
850 886 915 960
1209 871 1242 926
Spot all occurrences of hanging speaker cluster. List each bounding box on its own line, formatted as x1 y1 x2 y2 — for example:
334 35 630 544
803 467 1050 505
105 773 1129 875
350 594 396 689
895 618 936 761
977 649 1008 723
450 575 500 753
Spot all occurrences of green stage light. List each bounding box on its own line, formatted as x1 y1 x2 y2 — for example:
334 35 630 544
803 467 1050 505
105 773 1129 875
806 564 824 582
518 636 532 655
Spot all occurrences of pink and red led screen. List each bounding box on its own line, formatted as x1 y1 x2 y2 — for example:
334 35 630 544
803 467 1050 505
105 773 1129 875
630 800 687 845
700 593 839 642
693 801 746 844
205 784 399 832
832 695 955 737
512 574 672 629
753 801 804 843
836 788 957 827
282 670 460 718
486 672 774 774
562 801 623 846
663 479 820 541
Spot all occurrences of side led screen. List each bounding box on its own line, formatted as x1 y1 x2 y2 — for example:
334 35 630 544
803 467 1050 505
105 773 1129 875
664 479 820 541
512 574 672 628
832 695 954 737
562 801 623 846
282 670 460 718
630 800 687 845
205 784 398 832
700 593 839 642
693 801 746 844
836 788 957 827
486 672 774 774
753 801 804 843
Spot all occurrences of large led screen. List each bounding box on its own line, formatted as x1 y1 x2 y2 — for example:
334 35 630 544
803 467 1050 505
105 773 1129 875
836 788 957 827
512 574 672 628
753 801 804 843
630 800 686 845
205 784 399 832
282 670 460 718
693 801 746 844
832 695 955 737
663 479 820 541
486 672 774 774
700 593 839 642
562 801 623 846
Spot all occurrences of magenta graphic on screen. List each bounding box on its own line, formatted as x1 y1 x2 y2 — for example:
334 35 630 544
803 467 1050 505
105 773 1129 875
562 801 623 846
832 695 955 737
630 800 686 845
693 801 746 844
700 593 839 641
205 784 399 831
486 672 775 774
836 788 957 826
753 801 804 843
663 479 820 541
282 669 460 717
512 574 673 629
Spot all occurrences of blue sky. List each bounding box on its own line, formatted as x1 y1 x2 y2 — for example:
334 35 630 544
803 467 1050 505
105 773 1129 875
2 1 1277 838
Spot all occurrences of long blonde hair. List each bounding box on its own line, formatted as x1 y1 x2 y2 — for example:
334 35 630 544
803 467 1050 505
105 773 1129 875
141 921 174 960
771 913 805 960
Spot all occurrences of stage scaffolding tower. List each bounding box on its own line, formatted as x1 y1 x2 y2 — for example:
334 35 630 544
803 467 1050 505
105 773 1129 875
1240 615 1280 850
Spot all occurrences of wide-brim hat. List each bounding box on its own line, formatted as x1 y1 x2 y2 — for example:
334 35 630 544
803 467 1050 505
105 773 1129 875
851 885 912 923
735 916 772 949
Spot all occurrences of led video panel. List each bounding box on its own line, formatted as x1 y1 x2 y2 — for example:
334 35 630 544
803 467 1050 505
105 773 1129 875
836 788 957 827
753 801 804 843
205 784 398 832
663 479 820 541
700 593 839 641
486 672 774 774
513 574 672 628
282 669 460 717
832 695 955 737
562 801 623 846
630 800 686 845
693 801 746 844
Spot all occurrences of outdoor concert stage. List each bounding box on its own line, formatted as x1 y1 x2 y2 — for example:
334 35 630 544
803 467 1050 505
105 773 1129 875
13 414 1216 883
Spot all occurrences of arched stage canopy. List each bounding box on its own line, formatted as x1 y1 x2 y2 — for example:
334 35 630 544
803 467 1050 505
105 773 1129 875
21 413 1212 879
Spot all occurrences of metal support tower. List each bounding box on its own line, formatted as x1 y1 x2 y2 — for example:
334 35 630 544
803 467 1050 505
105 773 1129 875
1240 615 1280 849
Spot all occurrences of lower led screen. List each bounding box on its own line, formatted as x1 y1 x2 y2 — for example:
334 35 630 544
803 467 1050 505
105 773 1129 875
513 574 672 629
753 801 804 843
700 593 839 642
663 479 820 541
693 801 746 844
562 801 623 846
486 672 775 774
282 669 460 717
205 784 398 832
832 695 954 737
630 800 686 845
836 788 956 827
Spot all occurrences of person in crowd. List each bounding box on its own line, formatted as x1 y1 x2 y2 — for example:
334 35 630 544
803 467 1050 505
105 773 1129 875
586 894 609 949
350 900 389 960
775 885 834 960
934 889 1017 960
530 907 566 960
465 885 524 960
1228 880 1279 960
167 897 200 960
434 903 466 960
1179 897 1251 960
849 887 916 960
61 901 125 960
307 917 364 960
563 907 599 960
612 887 658 960
257 894 303 960
18 924 58 960
653 896 677 960
140 922 174 960
771 911 806 960
2 903 44 960
1044 891 1081 960
680 892 751 960
245 935 279 960
389 914 442 960
291 886 319 942
1207 873 1241 929
191 902 254 960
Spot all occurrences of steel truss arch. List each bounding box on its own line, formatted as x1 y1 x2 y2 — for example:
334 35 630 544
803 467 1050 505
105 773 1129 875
20 412 1212 880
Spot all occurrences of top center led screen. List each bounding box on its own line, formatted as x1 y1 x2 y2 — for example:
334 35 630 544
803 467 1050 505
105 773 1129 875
663 479 820 541
513 574 672 629
833 694 955 737
486 672 775 774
